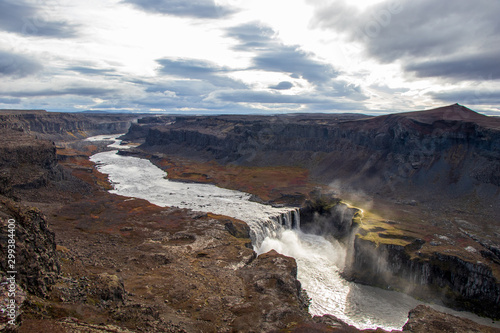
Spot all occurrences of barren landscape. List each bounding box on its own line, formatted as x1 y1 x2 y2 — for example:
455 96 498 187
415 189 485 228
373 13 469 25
1 106 499 332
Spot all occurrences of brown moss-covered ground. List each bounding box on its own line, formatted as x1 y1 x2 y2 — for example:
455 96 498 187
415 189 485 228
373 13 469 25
9 145 320 332
125 151 317 205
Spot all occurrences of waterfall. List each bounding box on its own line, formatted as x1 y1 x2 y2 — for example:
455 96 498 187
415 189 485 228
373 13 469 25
250 208 301 249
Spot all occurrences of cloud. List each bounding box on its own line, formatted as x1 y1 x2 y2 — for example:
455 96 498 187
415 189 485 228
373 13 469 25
67 66 119 76
156 58 228 78
269 81 293 90
155 58 247 88
146 80 221 97
0 0 78 38
226 22 339 85
122 0 236 19
4 87 118 98
210 90 321 104
208 89 365 109
368 83 410 94
322 80 368 101
225 22 275 50
428 88 500 105
205 89 366 112
405 51 500 81
0 97 21 104
253 46 338 84
0 50 42 78
310 0 500 81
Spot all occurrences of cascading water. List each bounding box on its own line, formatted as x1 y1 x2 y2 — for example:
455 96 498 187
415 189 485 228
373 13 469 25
88 135 499 331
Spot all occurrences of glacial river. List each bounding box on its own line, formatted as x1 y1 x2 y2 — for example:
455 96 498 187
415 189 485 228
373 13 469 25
88 135 499 331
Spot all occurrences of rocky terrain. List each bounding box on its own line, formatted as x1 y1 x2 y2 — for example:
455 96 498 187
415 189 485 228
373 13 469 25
1 107 499 332
121 104 500 320
0 110 138 141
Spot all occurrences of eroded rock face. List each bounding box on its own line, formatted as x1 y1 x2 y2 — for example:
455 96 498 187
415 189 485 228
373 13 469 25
235 250 311 332
345 236 500 319
300 195 362 239
0 130 64 196
402 305 498 333
0 110 137 141
0 197 60 297
135 105 500 211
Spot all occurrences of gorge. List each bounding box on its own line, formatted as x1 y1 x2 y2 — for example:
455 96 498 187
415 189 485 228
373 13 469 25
1 106 500 332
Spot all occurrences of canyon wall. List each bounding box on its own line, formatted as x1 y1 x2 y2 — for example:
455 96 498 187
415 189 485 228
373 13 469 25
0 110 137 141
136 105 500 208
0 130 63 196
300 197 500 319
0 197 60 297
127 104 500 319
344 236 500 319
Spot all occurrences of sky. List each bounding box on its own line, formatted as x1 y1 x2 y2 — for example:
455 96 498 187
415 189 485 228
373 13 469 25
0 0 499 115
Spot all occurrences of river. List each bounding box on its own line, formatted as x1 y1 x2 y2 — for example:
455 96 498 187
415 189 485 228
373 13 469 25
88 135 499 331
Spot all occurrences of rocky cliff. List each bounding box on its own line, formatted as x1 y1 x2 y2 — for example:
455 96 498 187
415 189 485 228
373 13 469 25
0 129 63 197
0 109 137 141
135 104 500 208
125 104 500 320
0 197 60 297
345 235 500 319
299 194 362 240
0 108 497 331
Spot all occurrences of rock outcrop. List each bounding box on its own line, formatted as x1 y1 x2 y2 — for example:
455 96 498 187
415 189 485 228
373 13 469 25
0 130 63 196
235 250 311 332
0 197 60 297
300 194 362 240
0 109 137 141
345 235 500 319
402 305 499 333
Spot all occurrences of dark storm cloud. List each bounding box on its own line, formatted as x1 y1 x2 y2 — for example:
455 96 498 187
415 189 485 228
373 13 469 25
5 87 118 98
156 58 247 88
122 0 236 19
269 81 293 90
310 0 500 81
0 50 42 78
0 0 78 37
226 22 339 85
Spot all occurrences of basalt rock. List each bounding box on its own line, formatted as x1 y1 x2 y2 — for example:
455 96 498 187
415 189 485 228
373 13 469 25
344 236 500 319
134 104 500 212
300 194 362 239
402 305 498 333
0 109 137 141
0 130 64 196
234 250 311 332
0 197 60 297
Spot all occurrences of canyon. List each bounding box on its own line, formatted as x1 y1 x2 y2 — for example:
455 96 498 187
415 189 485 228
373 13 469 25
1 106 499 332
122 103 500 319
